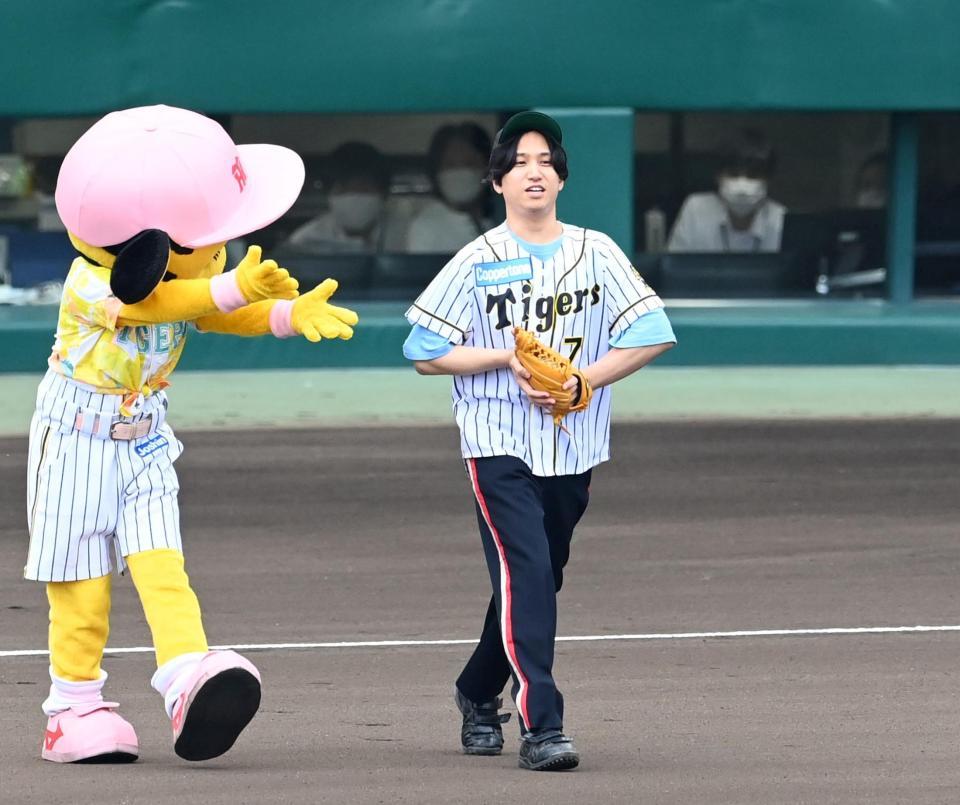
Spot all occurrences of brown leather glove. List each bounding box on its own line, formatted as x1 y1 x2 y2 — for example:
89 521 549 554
513 327 593 426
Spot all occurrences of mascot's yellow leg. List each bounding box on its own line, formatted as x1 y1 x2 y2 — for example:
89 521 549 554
47 576 111 682
126 549 208 667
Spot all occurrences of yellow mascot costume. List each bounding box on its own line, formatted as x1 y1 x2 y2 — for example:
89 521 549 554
26 105 358 763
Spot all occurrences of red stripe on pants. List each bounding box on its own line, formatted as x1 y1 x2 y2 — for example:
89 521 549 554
467 458 531 727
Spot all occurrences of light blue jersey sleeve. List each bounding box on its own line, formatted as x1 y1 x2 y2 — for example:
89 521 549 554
403 323 456 360
609 308 677 348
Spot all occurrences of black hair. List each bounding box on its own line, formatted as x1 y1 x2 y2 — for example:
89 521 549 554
485 132 569 186
326 141 390 193
718 129 776 179
426 123 492 186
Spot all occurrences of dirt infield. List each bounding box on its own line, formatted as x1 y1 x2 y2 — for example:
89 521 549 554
2 421 960 803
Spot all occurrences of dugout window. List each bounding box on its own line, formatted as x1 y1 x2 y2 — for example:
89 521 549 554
225 112 506 301
0 111 507 302
915 113 960 297
635 111 891 301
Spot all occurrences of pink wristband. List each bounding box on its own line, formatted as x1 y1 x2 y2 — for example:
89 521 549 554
209 271 248 313
269 299 297 338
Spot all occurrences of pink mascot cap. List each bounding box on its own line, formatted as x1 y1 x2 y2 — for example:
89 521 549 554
55 105 305 248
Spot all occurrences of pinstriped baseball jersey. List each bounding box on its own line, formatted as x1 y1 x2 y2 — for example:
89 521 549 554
406 222 666 476
25 370 183 582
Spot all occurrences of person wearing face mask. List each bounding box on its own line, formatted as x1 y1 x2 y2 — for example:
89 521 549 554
406 123 495 253
667 129 786 252
283 141 407 253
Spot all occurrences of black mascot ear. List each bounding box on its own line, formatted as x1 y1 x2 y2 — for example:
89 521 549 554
109 229 171 304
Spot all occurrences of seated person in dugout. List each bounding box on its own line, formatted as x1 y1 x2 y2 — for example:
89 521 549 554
667 129 786 252
406 122 496 253
283 141 407 253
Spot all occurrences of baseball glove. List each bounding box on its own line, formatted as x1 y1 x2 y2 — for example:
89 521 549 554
513 327 593 426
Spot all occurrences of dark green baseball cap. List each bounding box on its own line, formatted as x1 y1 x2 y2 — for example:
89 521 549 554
493 111 563 148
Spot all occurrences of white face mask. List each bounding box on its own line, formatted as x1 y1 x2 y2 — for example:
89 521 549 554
436 168 484 206
329 193 383 234
856 188 886 208
719 176 767 218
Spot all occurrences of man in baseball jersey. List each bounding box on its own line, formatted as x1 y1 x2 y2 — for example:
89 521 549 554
25 105 358 765
403 111 676 771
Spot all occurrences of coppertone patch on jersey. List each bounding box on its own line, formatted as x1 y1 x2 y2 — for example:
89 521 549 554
475 257 533 286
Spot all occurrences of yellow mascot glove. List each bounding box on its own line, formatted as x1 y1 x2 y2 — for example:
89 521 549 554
233 245 299 303
207 245 299 315
269 279 359 342
292 279 359 342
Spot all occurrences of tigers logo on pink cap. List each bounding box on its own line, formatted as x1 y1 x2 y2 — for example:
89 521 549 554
55 105 305 248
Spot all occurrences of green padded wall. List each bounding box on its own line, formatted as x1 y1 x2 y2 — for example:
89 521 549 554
4 1 960 115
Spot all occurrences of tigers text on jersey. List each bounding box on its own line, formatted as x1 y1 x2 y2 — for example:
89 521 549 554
406 222 666 477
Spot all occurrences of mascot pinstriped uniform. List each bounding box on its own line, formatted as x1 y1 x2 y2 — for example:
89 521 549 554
26 105 358 763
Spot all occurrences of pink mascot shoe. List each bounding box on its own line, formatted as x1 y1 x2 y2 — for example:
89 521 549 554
42 702 139 763
170 650 262 761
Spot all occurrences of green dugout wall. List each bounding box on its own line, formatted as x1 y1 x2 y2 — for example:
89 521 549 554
2 0 959 366
5 1 960 114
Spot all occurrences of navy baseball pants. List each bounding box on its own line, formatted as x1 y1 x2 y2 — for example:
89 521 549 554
457 455 591 733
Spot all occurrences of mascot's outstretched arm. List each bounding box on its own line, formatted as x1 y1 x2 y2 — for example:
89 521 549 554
195 278 358 341
118 246 298 327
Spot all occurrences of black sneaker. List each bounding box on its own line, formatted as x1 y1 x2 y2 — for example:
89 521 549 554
518 730 579 771
454 688 511 756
